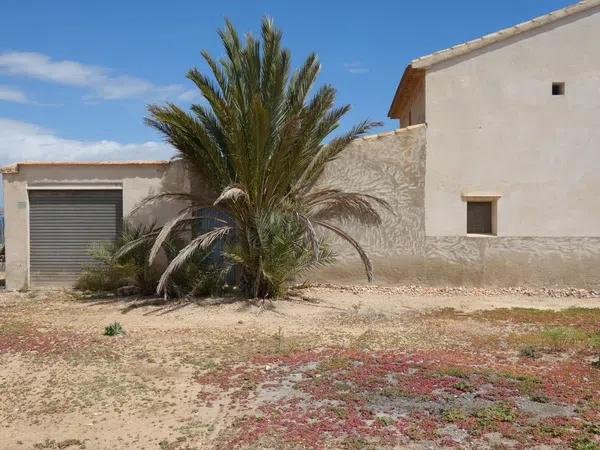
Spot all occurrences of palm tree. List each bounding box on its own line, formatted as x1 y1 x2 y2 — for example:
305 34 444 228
140 18 387 298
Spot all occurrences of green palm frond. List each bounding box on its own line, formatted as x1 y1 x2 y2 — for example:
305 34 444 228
145 17 386 298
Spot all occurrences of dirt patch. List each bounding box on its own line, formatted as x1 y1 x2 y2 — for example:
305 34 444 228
1 286 599 449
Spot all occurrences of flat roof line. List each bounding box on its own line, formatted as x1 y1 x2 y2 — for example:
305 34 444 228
0 160 170 174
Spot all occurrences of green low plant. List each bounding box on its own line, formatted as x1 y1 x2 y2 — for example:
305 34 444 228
104 322 124 336
376 415 396 426
453 380 473 392
435 367 469 378
537 423 567 438
475 402 516 427
529 393 550 403
78 220 225 298
380 386 406 399
571 435 600 450
77 221 161 294
541 326 589 350
510 326 599 353
442 408 468 423
583 423 600 435
223 210 335 298
76 251 137 293
519 345 541 358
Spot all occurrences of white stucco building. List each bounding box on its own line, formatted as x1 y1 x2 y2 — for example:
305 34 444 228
388 0 600 239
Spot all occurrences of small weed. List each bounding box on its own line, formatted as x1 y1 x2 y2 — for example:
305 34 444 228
591 332 600 348
104 322 124 337
318 355 351 371
435 367 469 378
542 326 589 350
0 320 32 336
333 381 352 392
475 402 516 427
405 424 424 441
519 345 541 358
503 372 542 384
537 423 567 438
529 393 550 403
477 307 600 331
376 415 395 426
157 438 187 450
583 423 600 435
512 326 596 353
241 379 258 391
340 436 372 449
350 329 378 350
330 405 348 419
33 440 56 449
442 408 468 423
571 436 600 450
57 439 84 449
591 355 600 369
274 327 284 353
498 371 543 394
453 380 473 392
380 386 406 398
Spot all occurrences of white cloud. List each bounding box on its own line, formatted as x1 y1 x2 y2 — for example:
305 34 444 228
343 61 369 74
0 85 30 103
177 89 201 101
0 51 196 101
0 117 174 163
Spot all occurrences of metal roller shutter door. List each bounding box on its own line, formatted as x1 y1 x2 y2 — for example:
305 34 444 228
29 190 122 287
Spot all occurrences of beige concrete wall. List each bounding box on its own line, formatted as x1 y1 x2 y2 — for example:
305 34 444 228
2 161 189 290
424 236 600 288
312 118 600 288
312 125 427 285
424 6 600 237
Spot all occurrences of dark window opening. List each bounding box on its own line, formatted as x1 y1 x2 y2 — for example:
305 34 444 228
408 110 412 126
552 82 565 96
467 201 493 234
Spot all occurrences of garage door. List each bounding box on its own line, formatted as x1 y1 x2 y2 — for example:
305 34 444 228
29 190 123 287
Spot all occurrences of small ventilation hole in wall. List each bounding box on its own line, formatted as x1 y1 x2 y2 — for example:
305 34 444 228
552 82 565 96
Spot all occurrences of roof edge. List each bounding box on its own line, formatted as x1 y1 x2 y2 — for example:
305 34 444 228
411 0 600 70
0 163 19 174
387 66 425 119
355 124 427 142
0 160 170 175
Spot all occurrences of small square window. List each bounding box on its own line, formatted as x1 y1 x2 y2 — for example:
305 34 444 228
552 82 565 96
467 201 493 234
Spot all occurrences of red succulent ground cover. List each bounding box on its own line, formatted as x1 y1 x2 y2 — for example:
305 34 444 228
197 348 600 449
0 323 119 359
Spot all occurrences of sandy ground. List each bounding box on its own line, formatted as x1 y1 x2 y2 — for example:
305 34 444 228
1 286 600 449
6 285 599 334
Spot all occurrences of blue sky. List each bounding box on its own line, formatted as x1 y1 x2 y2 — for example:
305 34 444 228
0 0 573 206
